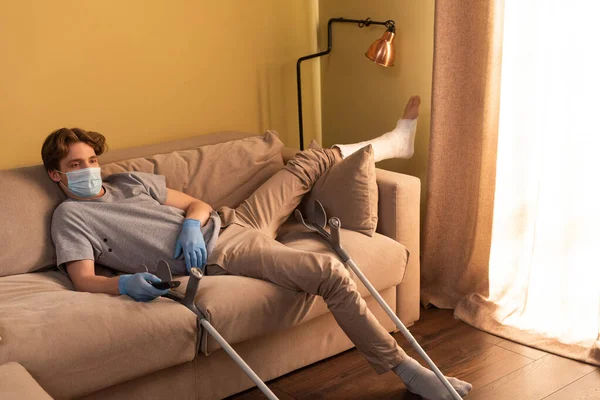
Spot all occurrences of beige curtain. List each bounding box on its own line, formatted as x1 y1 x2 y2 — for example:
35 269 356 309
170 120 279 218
421 0 504 309
455 0 600 365
424 0 600 365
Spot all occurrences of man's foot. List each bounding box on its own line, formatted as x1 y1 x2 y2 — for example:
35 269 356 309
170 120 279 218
402 95 421 120
333 95 420 161
377 95 421 159
394 357 472 399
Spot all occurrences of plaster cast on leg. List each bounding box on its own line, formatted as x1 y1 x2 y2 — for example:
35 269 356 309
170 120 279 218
334 95 420 161
394 357 473 399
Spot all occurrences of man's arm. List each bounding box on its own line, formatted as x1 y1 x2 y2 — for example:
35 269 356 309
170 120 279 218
66 259 168 301
164 189 213 226
66 259 120 294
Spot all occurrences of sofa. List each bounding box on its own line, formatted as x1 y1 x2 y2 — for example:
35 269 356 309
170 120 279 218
0 130 421 400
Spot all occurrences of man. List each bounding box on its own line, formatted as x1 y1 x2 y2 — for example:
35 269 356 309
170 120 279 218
42 96 472 399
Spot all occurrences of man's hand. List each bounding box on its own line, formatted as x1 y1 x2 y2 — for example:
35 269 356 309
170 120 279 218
174 218 207 273
118 273 169 302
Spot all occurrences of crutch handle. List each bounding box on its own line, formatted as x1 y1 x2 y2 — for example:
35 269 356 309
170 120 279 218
183 268 202 304
178 267 205 318
328 217 351 262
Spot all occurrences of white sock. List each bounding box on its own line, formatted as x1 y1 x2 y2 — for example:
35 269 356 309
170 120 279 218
334 118 417 162
393 357 472 399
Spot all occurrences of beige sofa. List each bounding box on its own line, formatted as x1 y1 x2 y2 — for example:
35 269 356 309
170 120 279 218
0 130 421 400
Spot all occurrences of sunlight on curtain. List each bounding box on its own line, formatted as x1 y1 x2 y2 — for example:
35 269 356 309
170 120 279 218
489 0 600 349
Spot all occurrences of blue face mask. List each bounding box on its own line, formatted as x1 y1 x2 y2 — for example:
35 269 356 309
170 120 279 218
57 167 103 198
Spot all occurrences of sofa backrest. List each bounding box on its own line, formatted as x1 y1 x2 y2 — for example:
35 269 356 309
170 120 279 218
0 165 67 277
0 130 284 277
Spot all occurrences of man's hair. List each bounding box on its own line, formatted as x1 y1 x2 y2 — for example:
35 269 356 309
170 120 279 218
41 128 107 172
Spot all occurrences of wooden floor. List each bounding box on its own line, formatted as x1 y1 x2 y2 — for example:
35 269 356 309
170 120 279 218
228 306 600 400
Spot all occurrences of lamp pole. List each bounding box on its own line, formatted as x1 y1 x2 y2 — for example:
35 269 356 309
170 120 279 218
296 17 395 150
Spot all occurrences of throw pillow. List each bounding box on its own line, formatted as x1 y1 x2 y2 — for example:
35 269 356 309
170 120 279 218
302 141 378 236
102 131 285 210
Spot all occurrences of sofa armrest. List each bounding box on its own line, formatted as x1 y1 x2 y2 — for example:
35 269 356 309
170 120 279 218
375 168 421 327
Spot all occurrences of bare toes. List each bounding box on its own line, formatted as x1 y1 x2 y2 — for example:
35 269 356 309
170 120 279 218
403 96 415 113
403 95 421 119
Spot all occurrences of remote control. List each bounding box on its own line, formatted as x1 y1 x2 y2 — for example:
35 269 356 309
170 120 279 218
149 280 181 290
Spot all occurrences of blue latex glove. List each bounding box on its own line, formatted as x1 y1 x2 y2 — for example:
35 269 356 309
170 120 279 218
118 273 169 302
173 218 207 273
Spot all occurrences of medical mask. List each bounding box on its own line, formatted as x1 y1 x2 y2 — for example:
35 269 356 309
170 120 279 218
57 167 103 198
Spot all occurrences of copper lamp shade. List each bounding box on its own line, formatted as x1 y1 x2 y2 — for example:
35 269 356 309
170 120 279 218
366 30 395 67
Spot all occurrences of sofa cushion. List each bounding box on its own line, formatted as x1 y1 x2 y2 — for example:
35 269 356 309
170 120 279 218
100 156 155 177
276 220 409 294
101 131 285 210
0 271 198 399
0 165 66 277
175 220 408 354
302 142 378 236
0 362 53 400
98 131 254 164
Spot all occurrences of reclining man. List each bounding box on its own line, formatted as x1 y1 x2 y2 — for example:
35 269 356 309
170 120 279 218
42 95 472 399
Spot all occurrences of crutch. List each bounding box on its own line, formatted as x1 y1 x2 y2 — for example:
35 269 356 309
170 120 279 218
295 201 462 400
154 261 279 400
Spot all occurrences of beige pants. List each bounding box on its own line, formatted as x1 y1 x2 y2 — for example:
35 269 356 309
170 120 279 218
208 148 407 373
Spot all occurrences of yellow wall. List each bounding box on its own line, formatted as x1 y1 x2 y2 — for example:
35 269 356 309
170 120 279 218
0 1 320 170
318 0 434 215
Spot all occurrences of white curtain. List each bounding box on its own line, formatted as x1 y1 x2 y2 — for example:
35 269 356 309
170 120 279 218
456 0 600 364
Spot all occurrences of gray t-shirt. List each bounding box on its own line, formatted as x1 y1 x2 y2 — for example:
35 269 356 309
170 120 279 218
51 172 221 276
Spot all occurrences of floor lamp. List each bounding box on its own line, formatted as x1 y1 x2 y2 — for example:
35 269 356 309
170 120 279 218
296 17 396 150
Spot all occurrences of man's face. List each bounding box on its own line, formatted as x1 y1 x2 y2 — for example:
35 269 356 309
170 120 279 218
48 142 100 186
